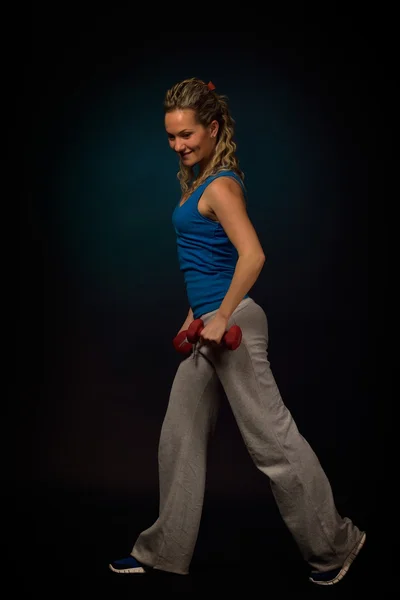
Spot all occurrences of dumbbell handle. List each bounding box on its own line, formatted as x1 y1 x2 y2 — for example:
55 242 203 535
186 319 242 350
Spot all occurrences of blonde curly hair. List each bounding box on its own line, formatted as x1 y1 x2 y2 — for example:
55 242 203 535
164 77 245 198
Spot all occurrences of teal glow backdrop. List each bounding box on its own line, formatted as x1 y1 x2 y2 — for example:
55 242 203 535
52 65 362 316
25 37 370 500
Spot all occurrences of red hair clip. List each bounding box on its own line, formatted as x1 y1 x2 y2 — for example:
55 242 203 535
207 81 216 90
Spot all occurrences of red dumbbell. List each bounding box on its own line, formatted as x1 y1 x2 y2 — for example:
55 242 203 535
186 318 242 350
172 330 193 355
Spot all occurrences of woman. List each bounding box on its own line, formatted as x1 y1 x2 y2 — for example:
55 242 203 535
109 78 365 585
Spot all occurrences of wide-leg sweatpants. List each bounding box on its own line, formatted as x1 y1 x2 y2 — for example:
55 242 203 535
131 297 362 575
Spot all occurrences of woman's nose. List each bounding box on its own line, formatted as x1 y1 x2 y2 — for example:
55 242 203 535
174 140 185 153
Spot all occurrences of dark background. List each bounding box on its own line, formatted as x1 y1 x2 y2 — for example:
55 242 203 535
13 16 388 594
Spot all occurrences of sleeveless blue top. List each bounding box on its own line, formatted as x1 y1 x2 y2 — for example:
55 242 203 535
171 169 249 320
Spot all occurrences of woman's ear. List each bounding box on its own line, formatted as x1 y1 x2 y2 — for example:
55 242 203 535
210 119 219 138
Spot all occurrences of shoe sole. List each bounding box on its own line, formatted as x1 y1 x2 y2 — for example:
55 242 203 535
309 531 366 586
108 564 146 574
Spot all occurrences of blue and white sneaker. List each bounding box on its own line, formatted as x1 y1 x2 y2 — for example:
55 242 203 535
309 531 366 585
109 556 149 574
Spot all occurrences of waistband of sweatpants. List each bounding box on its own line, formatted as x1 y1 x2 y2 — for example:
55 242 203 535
201 296 254 320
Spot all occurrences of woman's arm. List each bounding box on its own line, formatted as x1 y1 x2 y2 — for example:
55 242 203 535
204 177 266 321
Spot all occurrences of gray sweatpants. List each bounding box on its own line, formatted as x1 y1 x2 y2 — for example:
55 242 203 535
132 297 362 575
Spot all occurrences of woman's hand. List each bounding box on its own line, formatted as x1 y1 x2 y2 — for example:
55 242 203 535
199 314 229 346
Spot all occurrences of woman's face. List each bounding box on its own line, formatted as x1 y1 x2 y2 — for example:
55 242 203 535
165 109 218 172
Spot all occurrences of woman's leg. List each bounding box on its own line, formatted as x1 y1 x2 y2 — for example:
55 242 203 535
131 351 221 574
202 297 363 573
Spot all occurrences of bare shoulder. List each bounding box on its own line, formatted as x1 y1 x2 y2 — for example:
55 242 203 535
206 176 244 198
203 176 246 211
202 175 265 258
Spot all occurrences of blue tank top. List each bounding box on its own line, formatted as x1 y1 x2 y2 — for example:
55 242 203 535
171 169 249 320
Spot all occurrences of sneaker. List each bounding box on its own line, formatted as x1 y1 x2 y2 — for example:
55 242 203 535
109 556 149 574
309 531 366 585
